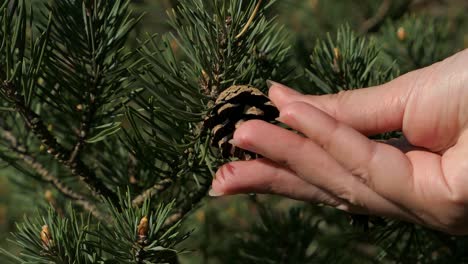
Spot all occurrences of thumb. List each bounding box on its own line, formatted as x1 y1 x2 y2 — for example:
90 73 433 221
268 71 418 136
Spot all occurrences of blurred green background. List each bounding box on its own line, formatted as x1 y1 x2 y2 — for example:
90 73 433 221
1 1 468 263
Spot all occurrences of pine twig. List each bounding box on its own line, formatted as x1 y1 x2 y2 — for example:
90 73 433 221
69 42 100 164
68 95 97 163
359 0 393 34
359 0 420 34
410 0 445 10
132 179 173 207
0 128 106 220
0 79 119 205
162 181 210 228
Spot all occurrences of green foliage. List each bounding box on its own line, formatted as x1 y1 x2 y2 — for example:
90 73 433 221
380 15 454 73
165 0 292 92
0 0 50 104
306 25 396 94
0 0 55 200
125 0 293 194
37 0 138 146
0 207 96 264
1 192 187 264
0 0 50 149
90 194 189 264
231 206 318 264
1 0 468 263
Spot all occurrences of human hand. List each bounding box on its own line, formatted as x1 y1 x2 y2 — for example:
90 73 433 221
210 49 468 235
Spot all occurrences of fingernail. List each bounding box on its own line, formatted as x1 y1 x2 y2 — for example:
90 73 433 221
208 187 224 197
266 79 276 89
267 80 302 95
275 116 286 123
228 138 240 146
224 163 236 175
336 204 349 211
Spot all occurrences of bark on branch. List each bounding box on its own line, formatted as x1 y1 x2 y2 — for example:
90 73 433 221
132 179 173 207
359 0 393 34
0 79 119 205
0 128 106 220
163 181 210 228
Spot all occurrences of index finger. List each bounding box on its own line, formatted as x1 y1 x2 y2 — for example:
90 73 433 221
267 80 412 136
232 119 421 223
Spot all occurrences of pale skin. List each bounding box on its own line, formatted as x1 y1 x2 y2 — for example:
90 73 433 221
210 48 468 235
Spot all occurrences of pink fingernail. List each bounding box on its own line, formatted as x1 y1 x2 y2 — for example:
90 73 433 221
208 187 224 197
224 163 236 175
267 80 302 95
228 139 240 146
275 116 286 123
266 79 277 89
336 204 349 211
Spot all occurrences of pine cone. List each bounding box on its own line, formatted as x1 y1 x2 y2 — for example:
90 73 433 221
204 85 279 160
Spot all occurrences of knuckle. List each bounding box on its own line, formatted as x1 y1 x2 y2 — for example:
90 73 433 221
333 184 361 208
349 142 379 187
282 101 309 119
234 120 264 145
305 95 336 117
447 191 467 206
446 181 468 206
351 169 371 187
216 165 231 184
320 120 341 151
235 119 262 134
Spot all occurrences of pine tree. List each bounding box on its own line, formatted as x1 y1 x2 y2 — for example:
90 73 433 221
1 0 467 263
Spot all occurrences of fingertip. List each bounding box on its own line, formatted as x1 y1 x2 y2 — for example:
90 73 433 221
267 81 302 108
211 163 234 196
232 119 268 149
208 187 224 197
277 101 324 126
266 79 276 89
212 159 346 206
211 160 278 196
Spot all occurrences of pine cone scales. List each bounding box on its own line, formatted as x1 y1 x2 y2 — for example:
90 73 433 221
204 85 279 160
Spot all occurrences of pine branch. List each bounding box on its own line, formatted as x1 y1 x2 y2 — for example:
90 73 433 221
90 194 189 263
5 207 99 264
127 0 293 234
38 0 139 151
68 89 101 164
1 127 79 201
69 103 96 163
359 0 417 34
410 0 445 10
379 14 453 73
163 181 210 229
132 178 173 207
306 25 397 94
359 0 393 34
0 77 119 205
0 125 107 220
230 206 320 263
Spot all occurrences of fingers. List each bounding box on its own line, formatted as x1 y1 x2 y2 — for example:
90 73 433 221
268 76 416 136
277 102 416 207
210 158 345 208
231 120 420 221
